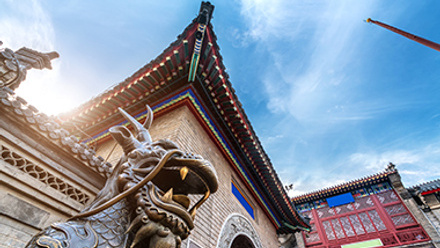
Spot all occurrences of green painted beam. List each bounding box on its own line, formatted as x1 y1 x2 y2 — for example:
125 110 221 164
206 55 216 72
212 74 223 86
146 74 159 86
153 68 164 81
208 66 219 80
183 40 189 59
166 57 174 70
341 239 383 248
203 42 212 60
174 50 181 65
133 80 147 91
160 62 170 77
139 78 151 89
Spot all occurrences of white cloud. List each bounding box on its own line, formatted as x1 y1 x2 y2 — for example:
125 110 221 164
288 178 347 198
240 0 308 41
349 150 419 171
285 141 440 197
399 170 422 176
0 0 55 51
0 0 68 115
348 143 440 187
239 0 384 123
238 0 440 195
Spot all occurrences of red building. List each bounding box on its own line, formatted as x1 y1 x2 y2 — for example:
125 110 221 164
292 164 439 248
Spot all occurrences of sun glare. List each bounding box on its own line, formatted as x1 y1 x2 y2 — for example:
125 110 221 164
14 66 79 116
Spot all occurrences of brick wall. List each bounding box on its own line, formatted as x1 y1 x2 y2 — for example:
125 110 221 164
96 105 280 247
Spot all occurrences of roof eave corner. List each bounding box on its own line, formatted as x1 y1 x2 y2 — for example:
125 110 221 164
279 220 311 234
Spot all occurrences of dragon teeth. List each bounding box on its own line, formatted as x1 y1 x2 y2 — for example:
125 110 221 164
162 188 173 202
180 166 189 180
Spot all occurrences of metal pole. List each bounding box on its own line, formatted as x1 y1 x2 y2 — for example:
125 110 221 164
366 18 440 52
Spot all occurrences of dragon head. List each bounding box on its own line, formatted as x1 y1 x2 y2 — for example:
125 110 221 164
107 106 218 247
29 106 217 248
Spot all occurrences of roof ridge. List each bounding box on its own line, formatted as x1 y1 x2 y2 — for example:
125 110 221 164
0 86 112 178
409 178 440 190
291 166 395 201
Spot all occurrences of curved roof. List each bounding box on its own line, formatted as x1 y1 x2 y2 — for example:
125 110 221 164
0 86 112 179
58 2 309 232
410 178 440 195
292 164 398 205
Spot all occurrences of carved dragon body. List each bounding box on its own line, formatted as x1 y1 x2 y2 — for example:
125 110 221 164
26 106 218 248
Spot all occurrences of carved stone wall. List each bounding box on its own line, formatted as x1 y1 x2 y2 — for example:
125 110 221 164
217 214 262 248
0 136 99 246
0 87 103 247
0 143 90 204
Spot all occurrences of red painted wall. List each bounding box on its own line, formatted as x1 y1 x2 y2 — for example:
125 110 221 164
301 190 429 247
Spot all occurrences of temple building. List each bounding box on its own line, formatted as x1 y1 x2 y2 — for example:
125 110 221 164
291 164 440 248
0 2 309 247
409 179 440 235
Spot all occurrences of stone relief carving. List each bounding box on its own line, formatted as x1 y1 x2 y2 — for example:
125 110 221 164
26 106 218 248
217 214 262 248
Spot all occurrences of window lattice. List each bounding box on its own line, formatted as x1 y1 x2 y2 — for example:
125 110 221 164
377 190 399 205
1 144 90 204
331 219 345 239
334 203 355 215
349 214 365 235
323 220 336 240
354 196 374 210
305 232 320 243
317 206 335 218
358 212 376 233
340 216 355 237
392 213 415 226
385 203 406 216
301 188 428 247
368 210 386 231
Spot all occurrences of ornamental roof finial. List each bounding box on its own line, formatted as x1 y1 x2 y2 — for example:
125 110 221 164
188 2 215 82
198 2 214 25
0 43 59 90
386 162 397 173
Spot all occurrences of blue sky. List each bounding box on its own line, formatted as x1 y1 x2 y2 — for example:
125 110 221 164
2 0 440 197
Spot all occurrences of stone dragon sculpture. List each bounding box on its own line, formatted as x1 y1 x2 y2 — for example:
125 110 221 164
26 106 219 248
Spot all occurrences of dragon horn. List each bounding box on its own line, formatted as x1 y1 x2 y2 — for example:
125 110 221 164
109 125 141 155
117 106 153 143
143 105 153 131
